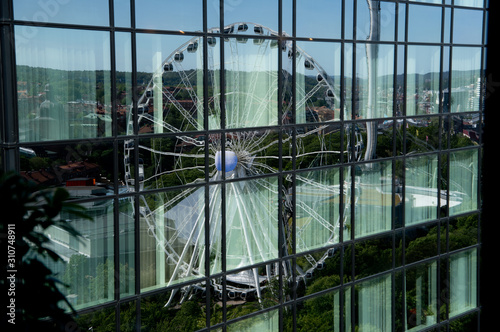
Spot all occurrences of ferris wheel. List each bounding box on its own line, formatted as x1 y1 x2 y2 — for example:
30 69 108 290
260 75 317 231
123 23 348 305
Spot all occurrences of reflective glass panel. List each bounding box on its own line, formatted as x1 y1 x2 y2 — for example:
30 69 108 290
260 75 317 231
353 120 394 160
13 0 109 26
407 4 442 43
397 4 406 42
225 177 279 271
356 1 396 42
140 188 206 292
135 0 203 32
296 248 341 298
405 223 438 264
354 234 393 279
296 290 341 331
449 248 478 317
450 113 481 148
405 116 440 154
296 0 342 39
114 0 131 27
404 262 438 330
405 155 439 226
296 168 341 252
120 301 137 331
76 306 115 330
448 214 478 251
15 27 112 142
45 199 114 310
449 149 479 216
295 123 343 169
223 36 278 129
220 129 280 176
223 265 279 321
450 47 482 113
296 41 341 124
119 198 135 298
135 33 204 134
406 46 441 116
454 0 484 8
453 9 484 45
354 161 392 238
19 141 116 194
115 32 133 136
134 136 206 191
224 0 278 33
355 43 394 120
141 290 206 330
409 0 442 3
227 309 279 331
355 274 392 331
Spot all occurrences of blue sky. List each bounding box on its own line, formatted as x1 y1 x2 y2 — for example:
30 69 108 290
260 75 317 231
13 0 484 74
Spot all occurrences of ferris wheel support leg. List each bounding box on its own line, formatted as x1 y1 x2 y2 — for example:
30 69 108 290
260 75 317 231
153 51 166 286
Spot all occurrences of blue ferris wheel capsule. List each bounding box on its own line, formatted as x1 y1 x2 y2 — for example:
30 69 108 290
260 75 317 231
215 150 238 172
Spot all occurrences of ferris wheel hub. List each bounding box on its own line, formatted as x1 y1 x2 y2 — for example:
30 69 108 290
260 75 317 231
215 150 238 172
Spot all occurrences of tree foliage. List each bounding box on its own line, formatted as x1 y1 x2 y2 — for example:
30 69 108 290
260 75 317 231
0 171 90 331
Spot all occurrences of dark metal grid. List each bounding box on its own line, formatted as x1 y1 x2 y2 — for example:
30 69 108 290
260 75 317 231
0 0 489 331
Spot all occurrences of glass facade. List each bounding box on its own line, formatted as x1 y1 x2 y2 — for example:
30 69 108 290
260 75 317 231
1 0 491 331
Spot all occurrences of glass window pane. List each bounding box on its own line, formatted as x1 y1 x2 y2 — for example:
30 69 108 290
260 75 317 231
354 161 392 238
355 44 394 120
355 274 392 331
227 309 279 331
353 120 394 160
405 223 438 265
224 0 278 33
44 199 114 310
296 248 341 298
409 0 442 3
448 214 478 251
355 234 393 279
449 149 479 216
449 248 478 317
135 0 203 32
13 0 109 26
405 116 440 154
453 9 484 45
296 168 341 252
141 290 206 330
296 0 342 39
405 155 439 226
140 188 205 292
119 198 135 298
76 306 115 330
356 1 396 42
295 123 343 169
296 290 341 331
454 0 484 8
135 136 206 191
224 36 278 129
115 32 133 136
408 4 442 43
295 41 341 124
135 33 204 134
19 141 116 194
450 47 482 113
406 46 441 116
225 177 279 271
450 114 480 148
114 0 131 27
405 262 438 330
16 27 112 142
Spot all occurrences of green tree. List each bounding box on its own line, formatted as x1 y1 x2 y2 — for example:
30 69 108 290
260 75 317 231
0 171 90 330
